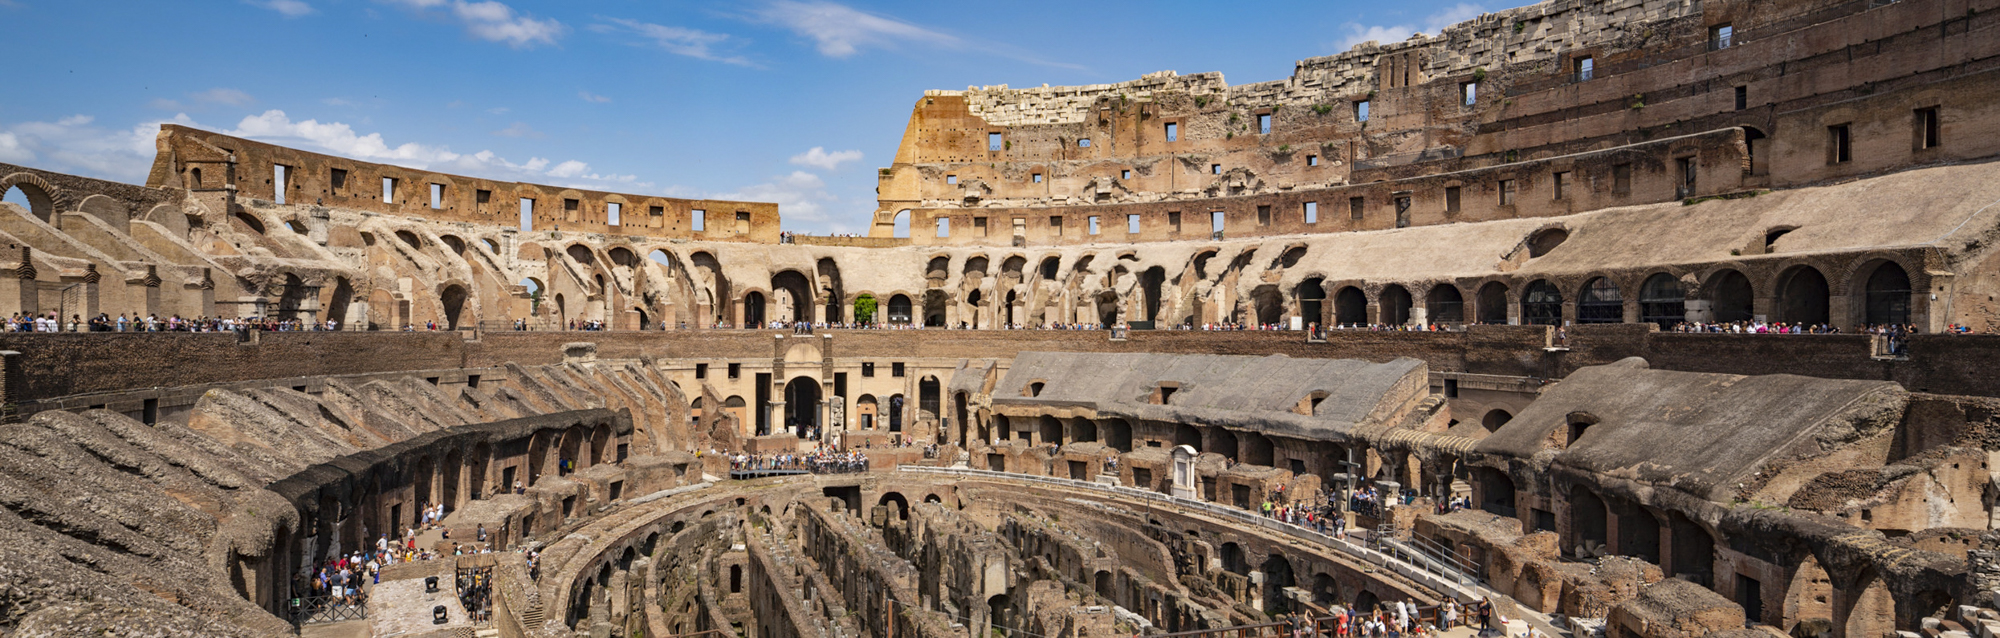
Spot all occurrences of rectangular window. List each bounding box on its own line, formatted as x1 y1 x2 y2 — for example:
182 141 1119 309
988 132 1003 151
1078 138 1091 148
1120 169 1131 179
1165 122 1178 142
1613 163 1633 194
519 198 534 231
429 183 443 209
692 209 706 231
329 168 348 191
1349 196 1365 220
1574 56 1594 82
1915 107 1941 150
861 362 875 377
695 363 708 379
1032 173 1042 183
1307 155 1319 166
1050 215 1063 235
1168 211 1182 233
1499 179 1517 205
728 363 741 379
1088 216 1100 235
1734 85 1747 111
649 205 663 216
974 216 988 236
1012 217 1025 237
1445 186 1461 213
946 174 957 185
1462 81 1478 106
273 164 289 204
1828 124 1852 164
1552 171 1570 200
1208 164 1220 175
1256 205 1271 226
382 177 397 204
1678 157 1698 194
1303 201 1318 223
1355 100 1370 122
1210 211 1225 233
475 189 492 205
936 217 951 237
1710 24 1734 50
1127 214 1140 234
735 211 750 233
1257 113 1271 134
605 202 620 226
564 198 579 213
892 362 905 377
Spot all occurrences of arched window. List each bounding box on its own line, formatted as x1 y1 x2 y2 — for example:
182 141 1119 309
1523 280 1563 326
1476 282 1509 324
1426 284 1464 324
1709 270 1754 323
1577 278 1622 324
1777 266 1830 325
1379 285 1413 325
1863 262 1912 327
1333 287 1367 325
1639 274 1686 328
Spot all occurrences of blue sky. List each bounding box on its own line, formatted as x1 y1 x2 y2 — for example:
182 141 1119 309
0 0 1494 234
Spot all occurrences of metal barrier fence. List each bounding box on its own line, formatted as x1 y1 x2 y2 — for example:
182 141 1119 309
291 595 368 624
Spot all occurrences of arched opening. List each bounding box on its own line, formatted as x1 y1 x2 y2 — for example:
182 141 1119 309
1527 227 1568 257
1208 428 1239 461
1840 570 1895 638
1240 432 1274 466
1864 261 1912 326
325 277 353 329
1639 273 1686 328
855 395 877 430
1260 555 1296 613
1298 278 1326 326
1094 570 1113 599
742 291 766 327
783 377 820 438
440 284 468 329
1141 267 1166 322
1253 286 1283 326
1333 286 1367 325
1219 543 1248 575
1710 270 1755 323
1577 277 1623 324
888 394 905 432
1568 488 1609 556
1426 284 1464 324
1312 573 1340 606
1353 590 1381 613
923 290 947 327
771 270 814 323
966 290 985 329
1175 424 1201 451
877 492 910 522
237 211 268 235
988 594 1012 637
1667 512 1714 586
954 393 969 444
1477 281 1510 324
1523 279 1563 326
1379 285 1413 325
1777 266 1830 325
1096 291 1118 327
565 244 594 265
1 183 54 224
439 235 467 255
918 377 941 425
1475 467 1516 515
887 294 913 325
1039 416 1064 444
483 238 500 254
1103 419 1132 452
1481 409 1512 433
893 209 911 238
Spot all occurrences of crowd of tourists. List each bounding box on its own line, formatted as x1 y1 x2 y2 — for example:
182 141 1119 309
2 312 341 332
730 449 870 474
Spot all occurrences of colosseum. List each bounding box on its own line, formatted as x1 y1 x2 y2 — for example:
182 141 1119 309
3 0 2000 636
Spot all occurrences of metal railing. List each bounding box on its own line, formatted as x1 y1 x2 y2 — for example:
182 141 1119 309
290 595 368 624
897 466 1494 598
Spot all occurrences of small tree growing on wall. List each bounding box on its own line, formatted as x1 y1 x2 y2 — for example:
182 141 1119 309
853 294 877 325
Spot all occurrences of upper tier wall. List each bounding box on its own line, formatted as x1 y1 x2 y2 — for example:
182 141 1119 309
147 125 781 242
5 326 1994 406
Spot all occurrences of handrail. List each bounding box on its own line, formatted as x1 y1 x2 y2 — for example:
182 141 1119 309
896 466 1498 602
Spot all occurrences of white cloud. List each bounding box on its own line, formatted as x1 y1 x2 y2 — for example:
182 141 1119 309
578 91 611 103
752 0 955 58
0 132 31 164
383 0 565 48
713 171 841 227
788 146 861 171
1338 3 1486 50
249 0 315 17
322 97 357 106
591 18 756 66
0 113 193 181
545 160 589 178
193 88 256 106
491 121 542 138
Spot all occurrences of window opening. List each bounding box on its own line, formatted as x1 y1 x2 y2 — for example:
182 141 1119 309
1613 164 1632 194
1709 24 1733 50
1078 138 1091 148
1088 216 1100 235
607 202 621 226
1355 100 1370 122
1211 164 1221 175
1552 171 1570 200
1915 107 1941 150
1211 211 1226 233
1462 81 1478 106
936 217 950 238
692 209 705 231
1499 179 1517 205
1445 186 1461 213
382 177 397 204
429 183 444 209
519 198 534 231
988 132 1003 151
1303 201 1318 224
272 164 289 204
1257 113 1271 134
1050 215 1063 235
1164 123 1178 142
1349 196 1365 220
1734 86 1747 111
1573 56 1594 82
946 175 957 185
1127 214 1140 234
1257 205 1271 226
1307 155 1319 166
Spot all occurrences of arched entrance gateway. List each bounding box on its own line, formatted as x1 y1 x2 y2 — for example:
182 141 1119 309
783 376 820 438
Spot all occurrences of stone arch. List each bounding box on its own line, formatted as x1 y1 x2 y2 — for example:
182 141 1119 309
783 376 820 437
1568 486 1609 556
1784 553 1834 633
1838 568 1895 638
1523 279 1563 326
1297 277 1327 326
1378 284 1413 325
1482 409 1512 433
1705 268 1756 323
440 283 469 329
770 270 814 323
1638 272 1686 328
742 290 766 327
1858 259 1913 327
0 173 61 223
1260 554 1296 613
1252 285 1284 326
1333 286 1367 325
1577 277 1623 324
1477 281 1511 324
395 229 422 249
1426 283 1464 324
438 234 467 255
1776 265 1830 325
878 492 910 521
